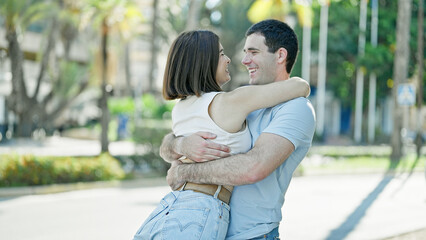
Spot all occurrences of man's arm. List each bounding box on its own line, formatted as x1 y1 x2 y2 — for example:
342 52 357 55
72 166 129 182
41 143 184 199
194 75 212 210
167 98 316 189
159 131 231 163
167 133 294 189
159 133 183 163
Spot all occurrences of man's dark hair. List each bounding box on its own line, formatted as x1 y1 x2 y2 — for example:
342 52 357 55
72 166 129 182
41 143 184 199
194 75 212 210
163 30 222 100
246 19 299 73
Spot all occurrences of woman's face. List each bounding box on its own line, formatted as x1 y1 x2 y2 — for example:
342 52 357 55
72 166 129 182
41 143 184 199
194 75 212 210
215 43 231 86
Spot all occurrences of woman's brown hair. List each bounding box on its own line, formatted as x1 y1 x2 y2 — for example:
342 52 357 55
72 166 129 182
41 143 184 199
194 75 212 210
163 30 222 100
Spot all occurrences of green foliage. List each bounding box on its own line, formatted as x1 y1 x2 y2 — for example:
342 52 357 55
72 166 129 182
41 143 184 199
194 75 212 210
108 97 135 116
55 61 88 98
0 153 125 187
0 0 53 28
163 0 188 34
303 154 426 175
305 145 426 175
108 94 175 119
309 145 391 158
304 0 425 108
133 119 171 146
132 119 172 174
141 94 175 119
312 1 359 107
205 0 255 89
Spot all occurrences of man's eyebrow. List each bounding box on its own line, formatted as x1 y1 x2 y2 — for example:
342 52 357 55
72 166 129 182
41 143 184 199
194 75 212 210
244 47 260 52
219 49 224 53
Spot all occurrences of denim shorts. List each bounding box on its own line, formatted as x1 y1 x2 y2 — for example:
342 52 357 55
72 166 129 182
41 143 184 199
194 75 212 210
133 190 230 240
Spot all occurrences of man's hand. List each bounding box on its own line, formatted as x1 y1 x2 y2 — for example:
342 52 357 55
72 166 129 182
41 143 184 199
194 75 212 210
167 160 185 190
179 131 231 162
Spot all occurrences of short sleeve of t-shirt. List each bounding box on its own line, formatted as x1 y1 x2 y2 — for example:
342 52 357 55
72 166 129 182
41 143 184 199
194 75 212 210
263 97 316 149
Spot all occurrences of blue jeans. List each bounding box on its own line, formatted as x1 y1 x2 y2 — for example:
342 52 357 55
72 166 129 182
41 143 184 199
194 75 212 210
133 190 230 240
249 227 280 240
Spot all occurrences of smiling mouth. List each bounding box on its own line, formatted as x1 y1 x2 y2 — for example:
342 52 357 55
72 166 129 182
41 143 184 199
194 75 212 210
248 68 257 76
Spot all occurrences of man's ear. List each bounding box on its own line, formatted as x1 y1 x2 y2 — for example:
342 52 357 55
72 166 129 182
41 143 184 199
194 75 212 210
277 48 287 64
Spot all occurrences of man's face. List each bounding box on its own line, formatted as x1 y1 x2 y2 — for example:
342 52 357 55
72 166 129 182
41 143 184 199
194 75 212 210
242 33 277 85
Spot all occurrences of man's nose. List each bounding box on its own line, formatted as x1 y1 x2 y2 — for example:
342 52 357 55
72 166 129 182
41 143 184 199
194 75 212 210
241 55 250 65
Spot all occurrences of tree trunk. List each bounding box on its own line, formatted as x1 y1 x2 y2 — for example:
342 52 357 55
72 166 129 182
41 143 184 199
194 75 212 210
124 43 133 97
6 26 32 137
34 17 57 102
185 0 202 31
354 0 367 143
391 0 412 161
4 2 89 138
100 19 110 153
415 0 424 157
316 2 329 139
148 0 159 93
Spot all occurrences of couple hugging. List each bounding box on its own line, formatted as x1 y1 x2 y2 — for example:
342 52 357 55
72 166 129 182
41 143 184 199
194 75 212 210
133 19 316 240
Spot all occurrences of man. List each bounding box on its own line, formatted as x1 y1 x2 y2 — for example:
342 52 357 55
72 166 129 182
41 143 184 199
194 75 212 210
160 19 316 239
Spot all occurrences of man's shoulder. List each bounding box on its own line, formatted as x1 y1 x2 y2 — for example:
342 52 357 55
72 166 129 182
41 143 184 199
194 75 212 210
271 97 316 129
248 97 314 120
273 97 314 114
278 96 312 106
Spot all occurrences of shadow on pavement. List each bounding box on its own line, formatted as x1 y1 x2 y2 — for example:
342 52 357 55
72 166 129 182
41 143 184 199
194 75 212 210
391 155 422 197
325 161 399 240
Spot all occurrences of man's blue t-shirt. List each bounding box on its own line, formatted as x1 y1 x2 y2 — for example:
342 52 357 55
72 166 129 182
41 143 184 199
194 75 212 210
226 97 316 239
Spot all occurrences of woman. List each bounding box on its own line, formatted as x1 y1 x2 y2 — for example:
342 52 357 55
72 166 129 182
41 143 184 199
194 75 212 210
133 30 309 240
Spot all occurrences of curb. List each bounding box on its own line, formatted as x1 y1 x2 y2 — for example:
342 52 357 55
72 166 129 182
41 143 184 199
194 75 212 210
0 177 168 198
0 180 122 197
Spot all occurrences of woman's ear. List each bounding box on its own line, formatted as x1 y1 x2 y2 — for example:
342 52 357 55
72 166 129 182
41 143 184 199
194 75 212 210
277 48 287 64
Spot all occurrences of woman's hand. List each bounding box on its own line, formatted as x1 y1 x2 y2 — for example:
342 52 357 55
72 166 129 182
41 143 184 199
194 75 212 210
178 131 231 162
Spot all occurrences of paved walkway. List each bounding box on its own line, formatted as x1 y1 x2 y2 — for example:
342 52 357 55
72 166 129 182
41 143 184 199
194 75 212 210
0 172 425 240
1 137 426 239
281 172 426 240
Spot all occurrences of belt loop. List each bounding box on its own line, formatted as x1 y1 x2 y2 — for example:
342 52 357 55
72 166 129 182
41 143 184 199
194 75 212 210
213 185 222 199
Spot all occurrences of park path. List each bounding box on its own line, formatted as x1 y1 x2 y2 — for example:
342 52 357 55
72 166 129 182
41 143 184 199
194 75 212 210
0 172 425 240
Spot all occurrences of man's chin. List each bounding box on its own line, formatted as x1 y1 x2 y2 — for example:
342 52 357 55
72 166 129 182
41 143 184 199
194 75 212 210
249 78 258 85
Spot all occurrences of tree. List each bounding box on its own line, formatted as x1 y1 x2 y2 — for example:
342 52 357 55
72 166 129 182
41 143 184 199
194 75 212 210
390 0 412 161
148 0 159 93
415 0 424 157
185 0 203 31
304 0 423 142
208 0 255 89
85 0 142 152
0 0 89 137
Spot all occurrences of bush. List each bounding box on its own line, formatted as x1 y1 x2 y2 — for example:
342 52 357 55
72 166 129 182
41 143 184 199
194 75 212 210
132 119 172 175
140 94 175 119
108 97 135 116
0 153 125 187
108 94 175 119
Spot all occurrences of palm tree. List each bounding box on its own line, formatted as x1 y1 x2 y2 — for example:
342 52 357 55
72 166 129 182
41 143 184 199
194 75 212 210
1 0 40 136
0 0 89 137
85 0 142 152
148 0 159 93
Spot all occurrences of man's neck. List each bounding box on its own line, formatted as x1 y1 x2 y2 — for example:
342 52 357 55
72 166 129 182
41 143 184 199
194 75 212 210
274 72 290 82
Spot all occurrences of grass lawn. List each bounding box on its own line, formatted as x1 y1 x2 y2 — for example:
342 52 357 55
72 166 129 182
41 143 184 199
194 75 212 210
302 145 426 176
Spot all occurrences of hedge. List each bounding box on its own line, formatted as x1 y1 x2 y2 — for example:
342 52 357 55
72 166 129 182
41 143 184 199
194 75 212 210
0 153 125 187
